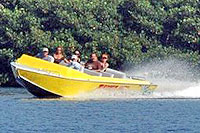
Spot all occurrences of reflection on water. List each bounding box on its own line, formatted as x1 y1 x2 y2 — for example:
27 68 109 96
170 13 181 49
1 87 200 132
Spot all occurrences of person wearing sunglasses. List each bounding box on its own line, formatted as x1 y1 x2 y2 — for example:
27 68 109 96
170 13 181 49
53 46 69 64
100 53 109 72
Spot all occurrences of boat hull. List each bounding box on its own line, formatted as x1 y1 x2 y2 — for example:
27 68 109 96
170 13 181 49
17 77 60 98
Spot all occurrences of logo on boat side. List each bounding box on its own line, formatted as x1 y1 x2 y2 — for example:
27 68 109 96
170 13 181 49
99 84 118 89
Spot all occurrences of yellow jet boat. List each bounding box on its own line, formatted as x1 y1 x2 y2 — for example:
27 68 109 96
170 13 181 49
10 54 157 98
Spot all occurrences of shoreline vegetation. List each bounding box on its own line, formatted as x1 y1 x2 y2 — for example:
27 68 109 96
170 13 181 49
0 0 200 86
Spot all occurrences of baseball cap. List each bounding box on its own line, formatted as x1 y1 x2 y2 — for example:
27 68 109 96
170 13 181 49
42 48 49 52
71 55 78 59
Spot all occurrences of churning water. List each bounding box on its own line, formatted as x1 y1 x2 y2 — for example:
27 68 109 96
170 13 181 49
124 58 200 99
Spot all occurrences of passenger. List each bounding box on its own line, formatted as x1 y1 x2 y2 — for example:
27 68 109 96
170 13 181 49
74 50 81 63
36 48 54 62
53 46 69 64
85 53 102 72
69 55 82 70
100 53 109 71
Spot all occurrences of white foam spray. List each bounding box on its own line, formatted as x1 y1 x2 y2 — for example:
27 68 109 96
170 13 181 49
124 58 200 99
174 83 200 98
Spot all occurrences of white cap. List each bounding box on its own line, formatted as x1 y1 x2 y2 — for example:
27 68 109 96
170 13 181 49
71 55 78 59
42 48 49 52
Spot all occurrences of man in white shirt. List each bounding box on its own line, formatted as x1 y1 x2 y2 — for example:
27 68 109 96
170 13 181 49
36 48 54 63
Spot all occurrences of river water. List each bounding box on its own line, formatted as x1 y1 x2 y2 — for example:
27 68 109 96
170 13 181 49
1 87 200 133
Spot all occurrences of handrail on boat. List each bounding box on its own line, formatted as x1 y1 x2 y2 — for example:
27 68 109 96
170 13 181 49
127 75 146 80
12 62 62 76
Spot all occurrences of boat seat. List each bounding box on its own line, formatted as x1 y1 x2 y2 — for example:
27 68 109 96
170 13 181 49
83 69 102 76
105 68 126 78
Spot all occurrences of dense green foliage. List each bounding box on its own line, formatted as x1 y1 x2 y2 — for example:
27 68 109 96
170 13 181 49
0 0 199 86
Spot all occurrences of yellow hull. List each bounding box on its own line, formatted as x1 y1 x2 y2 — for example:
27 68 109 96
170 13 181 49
11 54 157 97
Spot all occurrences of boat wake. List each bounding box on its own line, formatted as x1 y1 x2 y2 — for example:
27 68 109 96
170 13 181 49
174 84 200 98
153 82 200 99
